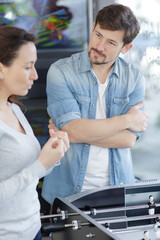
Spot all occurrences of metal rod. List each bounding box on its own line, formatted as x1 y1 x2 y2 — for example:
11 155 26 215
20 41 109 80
84 203 160 215
42 213 160 232
41 212 78 219
42 215 158 232
97 213 160 224
40 203 160 219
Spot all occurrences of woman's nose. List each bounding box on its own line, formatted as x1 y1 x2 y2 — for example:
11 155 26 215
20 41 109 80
30 67 38 81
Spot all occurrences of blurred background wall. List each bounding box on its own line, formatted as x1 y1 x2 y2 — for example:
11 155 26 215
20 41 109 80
1 0 160 182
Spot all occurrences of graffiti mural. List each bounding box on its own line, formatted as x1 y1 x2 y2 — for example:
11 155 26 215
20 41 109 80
0 0 88 48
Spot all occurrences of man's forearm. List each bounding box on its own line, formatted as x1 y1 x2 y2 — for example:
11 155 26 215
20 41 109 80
61 101 147 144
85 130 137 148
49 118 135 147
62 115 135 144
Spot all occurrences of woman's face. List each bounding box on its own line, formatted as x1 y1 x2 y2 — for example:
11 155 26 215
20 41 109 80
0 42 38 97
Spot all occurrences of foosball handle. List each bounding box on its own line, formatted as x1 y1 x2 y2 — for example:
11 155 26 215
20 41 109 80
41 223 65 233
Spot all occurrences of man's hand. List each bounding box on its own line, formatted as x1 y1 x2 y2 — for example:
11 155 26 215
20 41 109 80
48 119 59 132
127 101 148 132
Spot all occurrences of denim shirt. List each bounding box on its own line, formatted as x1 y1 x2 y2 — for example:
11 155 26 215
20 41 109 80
42 49 145 204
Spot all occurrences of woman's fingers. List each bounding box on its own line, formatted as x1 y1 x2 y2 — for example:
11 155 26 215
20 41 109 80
54 131 70 150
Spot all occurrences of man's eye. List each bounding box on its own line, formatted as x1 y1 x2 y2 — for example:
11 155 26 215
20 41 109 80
109 41 118 47
96 33 101 38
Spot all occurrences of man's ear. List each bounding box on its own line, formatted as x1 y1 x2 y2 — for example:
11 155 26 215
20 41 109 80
91 23 95 32
121 43 133 54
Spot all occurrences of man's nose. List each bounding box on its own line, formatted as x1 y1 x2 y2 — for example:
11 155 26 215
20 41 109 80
96 40 106 52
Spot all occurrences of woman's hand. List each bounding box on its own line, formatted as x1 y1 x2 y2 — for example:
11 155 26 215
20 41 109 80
38 129 70 169
49 128 70 152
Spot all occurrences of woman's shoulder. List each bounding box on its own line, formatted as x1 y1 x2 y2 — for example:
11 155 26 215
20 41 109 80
8 101 22 114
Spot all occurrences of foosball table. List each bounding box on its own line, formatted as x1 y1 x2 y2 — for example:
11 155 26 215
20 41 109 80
41 180 160 239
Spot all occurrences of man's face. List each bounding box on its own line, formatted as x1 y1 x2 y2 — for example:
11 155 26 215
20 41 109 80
88 23 131 66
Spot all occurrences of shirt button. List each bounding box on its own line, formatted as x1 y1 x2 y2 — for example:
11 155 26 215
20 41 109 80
108 104 110 108
85 144 88 147
49 111 53 114
93 81 97 85
76 186 80 190
81 98 84 102
121 101 124 104
92 104 95 107
81 164 85 168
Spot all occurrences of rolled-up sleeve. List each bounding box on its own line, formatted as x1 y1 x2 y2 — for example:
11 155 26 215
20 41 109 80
123 71 146 140
46 63 81 129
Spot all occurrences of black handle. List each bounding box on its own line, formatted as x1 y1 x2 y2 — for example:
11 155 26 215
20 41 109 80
41 223 65 233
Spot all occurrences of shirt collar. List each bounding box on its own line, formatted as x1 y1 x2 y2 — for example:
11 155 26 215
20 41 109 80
78 49 92 73
111 57 122 78
78 48 121 78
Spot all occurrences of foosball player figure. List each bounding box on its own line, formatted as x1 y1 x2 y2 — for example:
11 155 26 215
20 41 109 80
148 195 156 215
142 230 150 240
154 217 160 240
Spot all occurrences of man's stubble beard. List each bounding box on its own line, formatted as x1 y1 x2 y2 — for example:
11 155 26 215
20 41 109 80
89 47 121 66
89 48 107 65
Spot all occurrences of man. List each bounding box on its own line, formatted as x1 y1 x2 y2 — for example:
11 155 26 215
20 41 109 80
42 4 148 205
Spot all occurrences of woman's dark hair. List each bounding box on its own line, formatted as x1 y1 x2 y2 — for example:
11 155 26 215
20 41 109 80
0 26 37 104
95 4 140 45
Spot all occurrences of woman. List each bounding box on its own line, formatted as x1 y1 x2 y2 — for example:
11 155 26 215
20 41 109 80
0 26 69 240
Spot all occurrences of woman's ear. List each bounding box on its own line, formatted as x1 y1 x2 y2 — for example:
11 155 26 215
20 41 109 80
121 43 133 54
